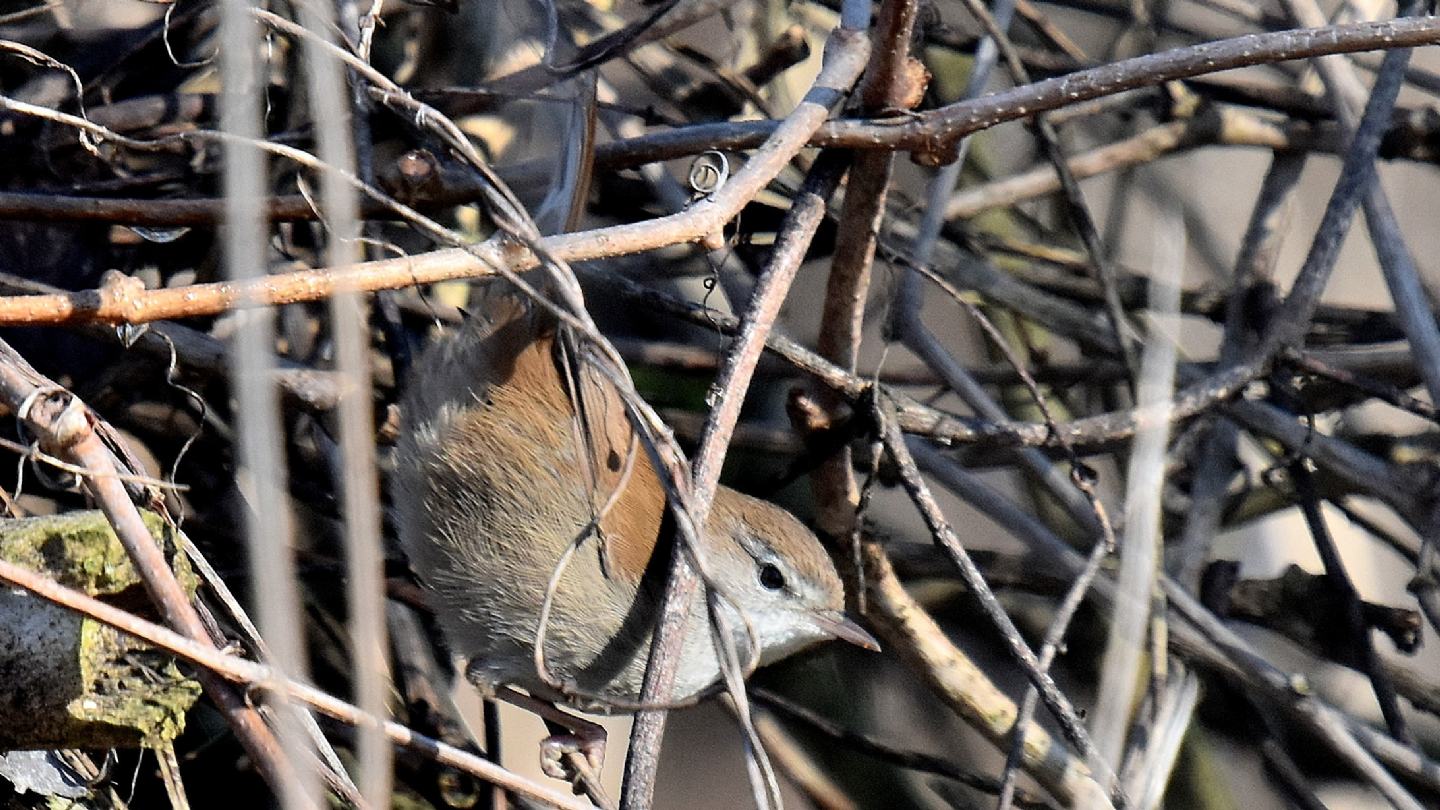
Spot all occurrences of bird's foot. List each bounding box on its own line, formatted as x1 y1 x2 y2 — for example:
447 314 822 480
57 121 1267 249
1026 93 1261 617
539 731 605 783
493 686 612 806
540 724 610 808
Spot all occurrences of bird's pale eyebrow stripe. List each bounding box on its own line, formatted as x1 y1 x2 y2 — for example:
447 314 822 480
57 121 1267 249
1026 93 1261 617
735 532 779 563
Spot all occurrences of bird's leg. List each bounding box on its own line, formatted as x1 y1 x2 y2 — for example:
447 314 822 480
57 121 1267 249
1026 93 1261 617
493 686 610 806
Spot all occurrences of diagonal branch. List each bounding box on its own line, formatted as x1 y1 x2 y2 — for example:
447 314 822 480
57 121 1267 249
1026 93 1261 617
618 19 873 809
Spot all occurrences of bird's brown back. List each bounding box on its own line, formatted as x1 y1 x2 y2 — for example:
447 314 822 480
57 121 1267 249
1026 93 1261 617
398 292 667 591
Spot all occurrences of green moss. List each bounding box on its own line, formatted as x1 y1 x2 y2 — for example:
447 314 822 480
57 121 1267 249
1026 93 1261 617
0 510 195 596
0 510 201 749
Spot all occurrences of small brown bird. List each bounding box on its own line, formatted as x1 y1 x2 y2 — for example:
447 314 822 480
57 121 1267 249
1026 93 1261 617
393 287 875 712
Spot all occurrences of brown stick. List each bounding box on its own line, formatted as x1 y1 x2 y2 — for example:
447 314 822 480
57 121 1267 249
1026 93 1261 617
811 0 924 537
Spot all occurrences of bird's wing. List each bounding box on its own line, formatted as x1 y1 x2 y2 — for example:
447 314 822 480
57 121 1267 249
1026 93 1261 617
551 327 668 589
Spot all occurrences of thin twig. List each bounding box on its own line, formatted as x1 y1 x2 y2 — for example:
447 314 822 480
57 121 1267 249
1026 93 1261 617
952 0 1138 377
290 2 393 803
872 393 1121 800
620 19 872 803
1170 149 1305 590
854 539 1110 806
996 520 1114 810
1089 206 1183 790
752 689 1054 809
218 1 318 804
1286 453 1413 744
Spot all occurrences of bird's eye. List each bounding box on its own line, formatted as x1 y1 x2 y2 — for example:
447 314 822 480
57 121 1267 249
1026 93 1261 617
758 563 786 591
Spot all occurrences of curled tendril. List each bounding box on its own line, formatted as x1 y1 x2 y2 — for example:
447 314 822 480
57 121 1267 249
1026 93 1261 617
688 150 730 199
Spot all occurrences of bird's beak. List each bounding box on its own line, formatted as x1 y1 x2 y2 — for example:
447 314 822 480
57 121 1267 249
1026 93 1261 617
812 609 881 651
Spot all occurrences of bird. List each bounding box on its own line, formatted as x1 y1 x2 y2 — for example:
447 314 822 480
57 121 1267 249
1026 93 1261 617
392 284 877 715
